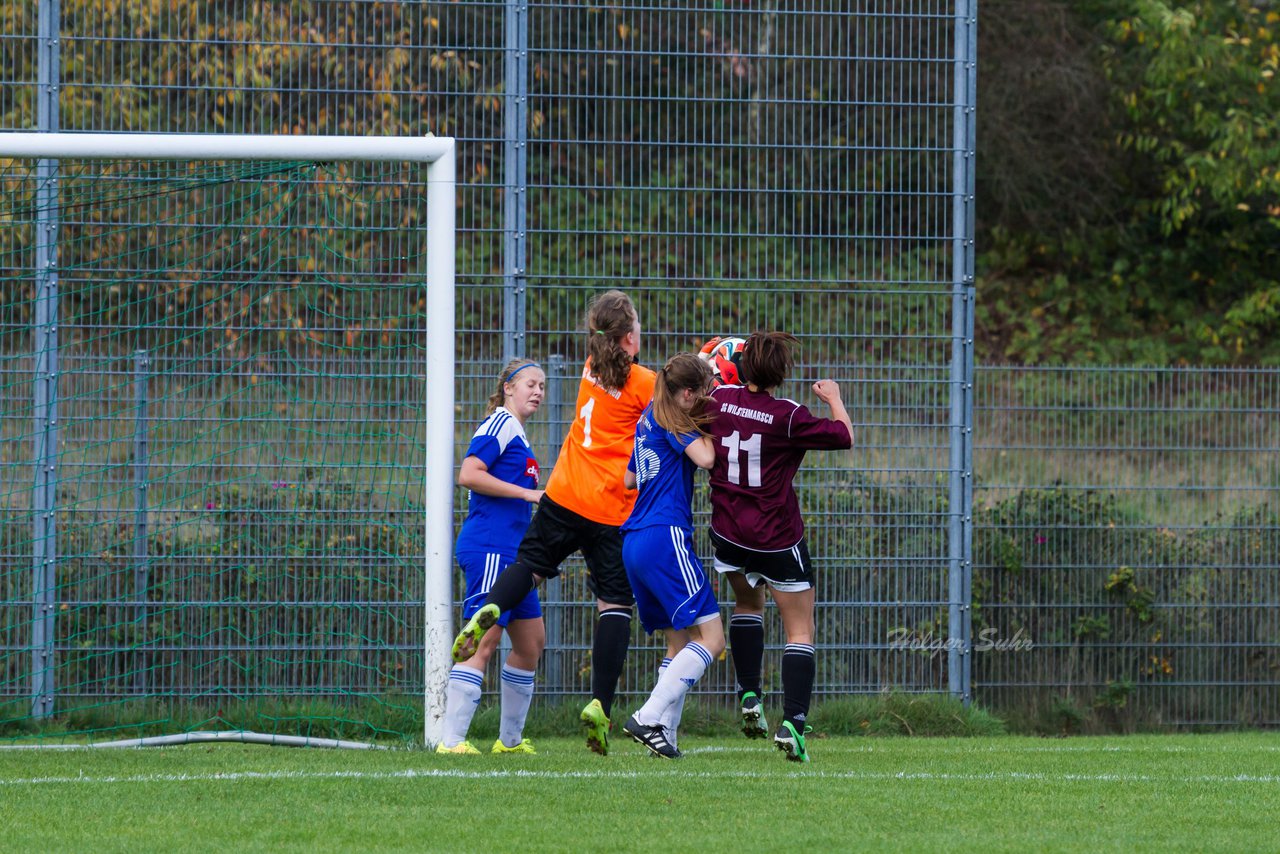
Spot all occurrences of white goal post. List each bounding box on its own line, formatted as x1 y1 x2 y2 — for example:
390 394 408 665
0 132 457 749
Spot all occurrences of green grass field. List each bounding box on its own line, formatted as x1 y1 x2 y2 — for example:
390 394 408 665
3 733 1278 852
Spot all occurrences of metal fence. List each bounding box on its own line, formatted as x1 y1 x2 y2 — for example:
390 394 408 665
1 1 1275 734
973 366 1280 727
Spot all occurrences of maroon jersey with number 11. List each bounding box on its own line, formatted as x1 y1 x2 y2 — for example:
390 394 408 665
708 385 852 551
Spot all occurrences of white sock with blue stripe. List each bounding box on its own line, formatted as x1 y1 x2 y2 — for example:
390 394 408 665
656 657 684 748
636 642 711 726
498 663 536 748
443 664 484 747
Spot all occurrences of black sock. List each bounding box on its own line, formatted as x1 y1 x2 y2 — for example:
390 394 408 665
729 613 765 700
483 561 536 613
781 643 815 728
591 607 633 717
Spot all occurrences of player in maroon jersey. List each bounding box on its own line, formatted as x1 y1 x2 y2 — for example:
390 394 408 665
705 331 852 763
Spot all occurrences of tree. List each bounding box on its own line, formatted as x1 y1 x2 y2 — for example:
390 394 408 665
1107 0 1280 359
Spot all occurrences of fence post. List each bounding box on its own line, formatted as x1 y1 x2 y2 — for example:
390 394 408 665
132 350 151 695
960 0 978 711
30 0 62 721
947 0 977 706
540 354 567 696
502 0 529 362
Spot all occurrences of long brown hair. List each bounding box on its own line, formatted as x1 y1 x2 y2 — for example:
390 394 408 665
585 289 638 392
487 358 540 414
739 331 798 391
652 352 714 437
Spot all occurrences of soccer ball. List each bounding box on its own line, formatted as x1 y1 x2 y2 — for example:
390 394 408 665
699 336 746 386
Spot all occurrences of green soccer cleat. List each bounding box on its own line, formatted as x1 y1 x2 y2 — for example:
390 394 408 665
435 740 481 755
740 691 769 739
491 738 536 755
580 698 611 756
451 603 500 662
774 720 813 763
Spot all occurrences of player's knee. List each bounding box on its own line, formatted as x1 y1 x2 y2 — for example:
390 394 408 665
781 624 815 646
506 560 539 588
691 618 726 658
526 629 547 658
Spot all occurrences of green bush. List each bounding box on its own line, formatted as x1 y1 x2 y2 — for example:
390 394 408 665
974 489 1279 730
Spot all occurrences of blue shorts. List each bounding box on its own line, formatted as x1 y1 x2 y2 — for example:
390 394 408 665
621 525 719 634
457 551 541 626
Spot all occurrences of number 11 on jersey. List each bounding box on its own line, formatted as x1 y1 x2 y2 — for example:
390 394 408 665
722 430 762 487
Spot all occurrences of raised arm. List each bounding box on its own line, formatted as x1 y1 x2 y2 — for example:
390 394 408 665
812 379 853 443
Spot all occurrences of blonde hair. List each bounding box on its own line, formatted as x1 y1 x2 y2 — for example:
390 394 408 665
652 352 714 437
586 289 638 392
487 358 540 414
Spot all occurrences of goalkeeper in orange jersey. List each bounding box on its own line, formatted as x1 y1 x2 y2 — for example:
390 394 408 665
451 289 656 756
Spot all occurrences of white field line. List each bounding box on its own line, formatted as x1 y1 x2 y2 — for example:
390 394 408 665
7 742 1276 756
694 744 1280 755
3 766 1279 787
853 745 1280 754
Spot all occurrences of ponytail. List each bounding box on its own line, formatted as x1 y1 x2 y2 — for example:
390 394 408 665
586 289 638 391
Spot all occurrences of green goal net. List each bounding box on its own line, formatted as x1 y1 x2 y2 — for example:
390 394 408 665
0 135 457 747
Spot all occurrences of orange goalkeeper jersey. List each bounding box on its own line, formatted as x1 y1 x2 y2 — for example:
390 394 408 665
544 358 656 526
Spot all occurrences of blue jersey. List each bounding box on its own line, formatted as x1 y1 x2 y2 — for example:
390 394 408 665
622 404 700 532
454 406 540 556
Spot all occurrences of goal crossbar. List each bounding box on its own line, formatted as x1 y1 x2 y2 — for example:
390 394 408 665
0 131 453 163
0 132 457 749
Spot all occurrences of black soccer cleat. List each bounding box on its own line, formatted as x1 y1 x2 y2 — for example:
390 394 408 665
623 714 681 759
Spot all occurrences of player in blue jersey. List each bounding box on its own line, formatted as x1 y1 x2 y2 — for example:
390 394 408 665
619 353 725 759
438 358 547 755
